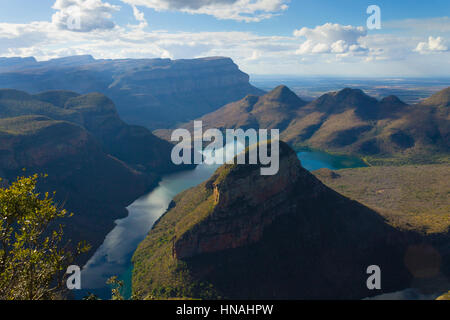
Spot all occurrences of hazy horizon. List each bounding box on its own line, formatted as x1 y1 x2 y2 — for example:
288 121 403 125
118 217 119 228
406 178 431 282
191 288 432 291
0 1 449 77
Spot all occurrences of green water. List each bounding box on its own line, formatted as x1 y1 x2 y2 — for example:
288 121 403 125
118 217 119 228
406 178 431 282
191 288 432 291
78 150 366 299
296 149 367 171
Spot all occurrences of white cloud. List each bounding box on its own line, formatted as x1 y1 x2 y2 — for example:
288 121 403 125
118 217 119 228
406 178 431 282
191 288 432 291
294 23 367 56
385 17 450 34
414 36 448 54
52 0 120 32
0 6 450 77
121 0 289 22
130 5 148 28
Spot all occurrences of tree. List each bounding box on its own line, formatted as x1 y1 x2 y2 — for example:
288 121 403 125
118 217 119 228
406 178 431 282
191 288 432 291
437 291 450 300
107 276 125 300
0 174 90 300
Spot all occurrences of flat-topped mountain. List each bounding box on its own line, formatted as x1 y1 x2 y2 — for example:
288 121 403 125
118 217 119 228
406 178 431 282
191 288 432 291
132 142 418 299
0 56 264 128
0 89 188 262
159 86 449 165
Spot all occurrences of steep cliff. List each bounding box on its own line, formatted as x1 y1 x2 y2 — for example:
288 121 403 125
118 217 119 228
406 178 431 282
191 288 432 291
0 56 264 128
132 142 418 299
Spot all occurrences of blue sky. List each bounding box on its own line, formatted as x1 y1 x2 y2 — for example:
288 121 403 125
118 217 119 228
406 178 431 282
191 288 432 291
0 0 449 76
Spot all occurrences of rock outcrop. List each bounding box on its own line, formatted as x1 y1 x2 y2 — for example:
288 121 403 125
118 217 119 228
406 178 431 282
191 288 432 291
174 144 309 259
132 142 417 300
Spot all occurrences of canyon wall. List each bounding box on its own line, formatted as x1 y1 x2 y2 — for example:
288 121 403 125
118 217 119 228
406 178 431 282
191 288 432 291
0 56 264 128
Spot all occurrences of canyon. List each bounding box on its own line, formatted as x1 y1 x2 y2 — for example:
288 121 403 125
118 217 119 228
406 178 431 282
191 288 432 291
0 89 187 263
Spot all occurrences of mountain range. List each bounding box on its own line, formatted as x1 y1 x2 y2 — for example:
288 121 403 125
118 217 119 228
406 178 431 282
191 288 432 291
0 55 264 129
155 85 450 165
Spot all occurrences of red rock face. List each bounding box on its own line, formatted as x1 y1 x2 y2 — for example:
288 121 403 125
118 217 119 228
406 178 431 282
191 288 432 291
174 151 319 259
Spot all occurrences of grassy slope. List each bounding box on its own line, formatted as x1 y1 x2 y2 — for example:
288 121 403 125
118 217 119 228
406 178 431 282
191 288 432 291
0 115 66 135
0 89 80 122
132 166 235 299
313 165 450 234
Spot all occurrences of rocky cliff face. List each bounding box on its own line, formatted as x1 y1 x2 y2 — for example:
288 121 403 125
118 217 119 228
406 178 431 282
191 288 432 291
174 145 310 259
108 57 250 95
132 142 417 300
0 56 264 128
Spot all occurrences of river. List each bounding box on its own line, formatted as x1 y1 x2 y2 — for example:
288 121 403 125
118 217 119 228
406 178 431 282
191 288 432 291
77 148 366 299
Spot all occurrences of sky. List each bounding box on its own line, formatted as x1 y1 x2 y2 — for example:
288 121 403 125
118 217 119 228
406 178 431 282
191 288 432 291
0 0 449 76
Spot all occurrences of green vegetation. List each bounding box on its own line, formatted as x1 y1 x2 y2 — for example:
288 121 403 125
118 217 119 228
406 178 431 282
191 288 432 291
362 153 450 166
0 88 182 175
0 174 89 300
107 276 125 300
437 291 450 300
0 88 189 265
314 165 450 234
419 87 450 108
132 178 219 300
0 89 79 122
0 115 66 135
132 144 424 300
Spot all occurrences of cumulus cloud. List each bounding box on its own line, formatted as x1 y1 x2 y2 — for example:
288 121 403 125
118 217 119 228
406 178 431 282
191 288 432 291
414 36 448 54
121 0 289 22
294 23 367 56
52 0 120 32
1 6 450 77
0 16 296 64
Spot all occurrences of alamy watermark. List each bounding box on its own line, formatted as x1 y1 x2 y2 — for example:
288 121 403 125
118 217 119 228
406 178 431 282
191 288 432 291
66 8 81 31
171 121 280 176
66 265 81 290
367 5 381 30
366 265 381 290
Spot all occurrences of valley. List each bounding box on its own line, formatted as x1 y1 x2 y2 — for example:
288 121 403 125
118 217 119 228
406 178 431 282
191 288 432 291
78 147 366 299
0 56 448 301
0 89 188 265
1 0 449 305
